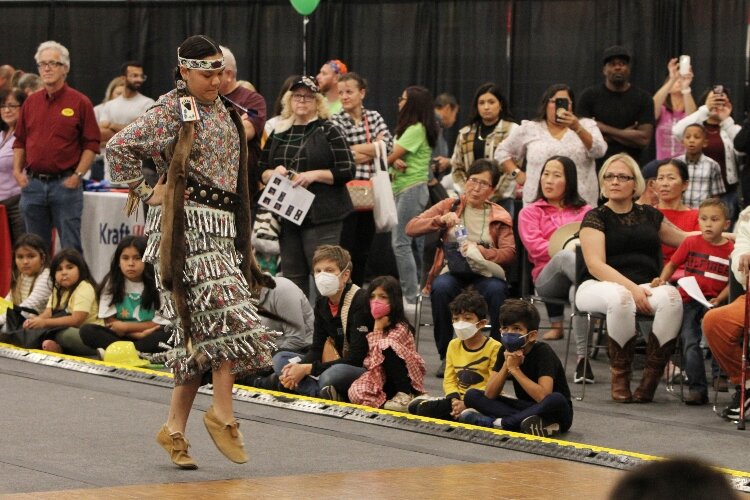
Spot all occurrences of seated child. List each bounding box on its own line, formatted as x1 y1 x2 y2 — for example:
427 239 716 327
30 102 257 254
349 276 426 411
272 245 373 400
408 290 500 420
22 248 103 354
675 123 725 209
23 248 104 356
0 234 52 333
458 299 573 437
651 198 733 405
79 236 170 356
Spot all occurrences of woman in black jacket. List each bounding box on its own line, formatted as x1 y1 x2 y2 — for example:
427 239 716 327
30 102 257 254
260 76 355 296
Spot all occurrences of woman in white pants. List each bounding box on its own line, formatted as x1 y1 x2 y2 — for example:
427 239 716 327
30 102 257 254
576 153 686 403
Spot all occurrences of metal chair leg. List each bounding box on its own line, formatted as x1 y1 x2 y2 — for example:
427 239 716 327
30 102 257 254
577 313 595 401
414 294 423 351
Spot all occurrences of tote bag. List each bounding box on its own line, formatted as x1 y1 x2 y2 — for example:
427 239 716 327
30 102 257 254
372 140 398 232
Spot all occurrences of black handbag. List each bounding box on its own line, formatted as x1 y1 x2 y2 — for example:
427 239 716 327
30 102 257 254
3 309 69 349
441 198 480 280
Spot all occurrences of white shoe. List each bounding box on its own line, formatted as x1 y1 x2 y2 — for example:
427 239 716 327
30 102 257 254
383 392 414 412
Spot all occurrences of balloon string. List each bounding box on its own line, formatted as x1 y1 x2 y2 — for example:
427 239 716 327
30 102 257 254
303 15 309 74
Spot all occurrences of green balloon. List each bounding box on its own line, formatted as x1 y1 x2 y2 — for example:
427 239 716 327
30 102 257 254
290 0 320 16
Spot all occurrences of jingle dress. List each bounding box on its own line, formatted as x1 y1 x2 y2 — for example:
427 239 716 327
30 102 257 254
107 89 277 384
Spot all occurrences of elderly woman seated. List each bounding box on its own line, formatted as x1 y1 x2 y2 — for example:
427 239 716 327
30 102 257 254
406 159 515 375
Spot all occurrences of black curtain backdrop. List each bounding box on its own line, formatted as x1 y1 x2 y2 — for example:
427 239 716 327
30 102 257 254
1 0 748 153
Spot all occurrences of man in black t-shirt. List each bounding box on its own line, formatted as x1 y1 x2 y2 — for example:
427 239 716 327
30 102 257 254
577 46 654 169
457 300 573 437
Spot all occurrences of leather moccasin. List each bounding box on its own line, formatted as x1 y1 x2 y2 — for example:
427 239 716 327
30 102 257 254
155 424 198 469
203 406 248 464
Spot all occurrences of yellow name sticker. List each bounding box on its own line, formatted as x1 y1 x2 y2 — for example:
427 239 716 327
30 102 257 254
61 108 74 117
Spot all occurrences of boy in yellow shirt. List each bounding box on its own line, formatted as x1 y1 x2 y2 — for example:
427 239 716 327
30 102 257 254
408 291 500 420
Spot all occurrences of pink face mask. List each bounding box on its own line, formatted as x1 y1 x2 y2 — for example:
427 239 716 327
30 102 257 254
370 299 391 319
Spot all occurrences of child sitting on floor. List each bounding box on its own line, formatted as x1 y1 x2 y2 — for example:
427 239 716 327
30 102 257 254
0 234 52 334
23 248 103 354
651 198 733 405
408 290 500 420
79 236 170 357
348 276 426 411
458 299 573 437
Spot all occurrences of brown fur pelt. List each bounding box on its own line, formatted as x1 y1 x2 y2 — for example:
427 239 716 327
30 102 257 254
159 122 194 335
226 102 275 293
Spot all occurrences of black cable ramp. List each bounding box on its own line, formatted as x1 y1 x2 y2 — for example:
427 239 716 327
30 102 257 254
2 343 749 493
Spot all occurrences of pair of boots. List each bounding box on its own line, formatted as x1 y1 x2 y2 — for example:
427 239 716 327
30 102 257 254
609 334 676 403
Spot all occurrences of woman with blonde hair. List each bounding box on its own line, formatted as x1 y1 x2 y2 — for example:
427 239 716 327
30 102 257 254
576 153 688 403
260 76 355 296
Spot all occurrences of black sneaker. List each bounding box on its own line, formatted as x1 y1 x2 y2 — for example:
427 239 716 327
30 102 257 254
573 358 595 384
519 415 560 437
722 387 750 420
436 359 446 378
319 385 342 402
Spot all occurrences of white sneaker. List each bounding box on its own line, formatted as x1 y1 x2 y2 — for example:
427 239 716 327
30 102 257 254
383 392 414 412
403 301 417 317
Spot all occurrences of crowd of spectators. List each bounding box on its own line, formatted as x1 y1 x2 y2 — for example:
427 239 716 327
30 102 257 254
4 39 750 437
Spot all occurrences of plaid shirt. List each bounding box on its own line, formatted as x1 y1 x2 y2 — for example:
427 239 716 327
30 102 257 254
451 120 517 199
331 108 393 180
676 153 726 208
347 322 426 408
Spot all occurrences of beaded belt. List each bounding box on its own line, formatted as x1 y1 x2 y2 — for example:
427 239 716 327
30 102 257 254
186 179 240 210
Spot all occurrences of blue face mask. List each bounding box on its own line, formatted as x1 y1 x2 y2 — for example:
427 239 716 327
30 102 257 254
500 332 530 353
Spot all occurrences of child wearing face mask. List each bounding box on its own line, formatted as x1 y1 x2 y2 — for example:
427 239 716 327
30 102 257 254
407 290 500 421
458 299 573 437
271 245 374 401
348 276 426 411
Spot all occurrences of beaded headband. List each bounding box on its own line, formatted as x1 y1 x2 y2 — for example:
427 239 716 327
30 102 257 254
177 55 225 71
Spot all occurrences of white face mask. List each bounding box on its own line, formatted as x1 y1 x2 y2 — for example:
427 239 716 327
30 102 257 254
315 269 344 297
453 321 479 340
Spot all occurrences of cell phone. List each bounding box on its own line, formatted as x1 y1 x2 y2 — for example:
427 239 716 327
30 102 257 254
679 55 690 76
554 98 569 122
713 84 724 96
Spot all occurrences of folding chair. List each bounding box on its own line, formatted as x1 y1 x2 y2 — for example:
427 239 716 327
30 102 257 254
568 246 654 401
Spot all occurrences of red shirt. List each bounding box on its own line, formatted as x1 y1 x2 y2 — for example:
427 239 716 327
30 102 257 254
670 234 734 302
658 207 700 279
14 83 100 174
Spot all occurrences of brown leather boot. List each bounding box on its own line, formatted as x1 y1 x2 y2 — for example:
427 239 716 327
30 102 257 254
633 334 676 403
609 337 636 402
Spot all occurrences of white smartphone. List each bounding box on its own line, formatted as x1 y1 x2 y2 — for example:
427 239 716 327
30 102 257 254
679 55 691 76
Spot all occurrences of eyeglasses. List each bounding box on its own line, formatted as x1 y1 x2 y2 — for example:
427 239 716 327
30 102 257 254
603 173 635 183
0 104 20 110
37 61 65 69
466 177 493 189
292 93 315 102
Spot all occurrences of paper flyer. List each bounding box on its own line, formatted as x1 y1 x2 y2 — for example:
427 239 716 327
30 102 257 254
258 173 315 226
677 276 714 309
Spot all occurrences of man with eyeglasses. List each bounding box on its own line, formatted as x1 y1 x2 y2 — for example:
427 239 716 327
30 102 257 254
97 61 155 182
98 61 154 144
12 40 100 253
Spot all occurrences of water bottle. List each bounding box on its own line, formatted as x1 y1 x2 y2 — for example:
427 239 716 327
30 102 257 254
454 223 468 255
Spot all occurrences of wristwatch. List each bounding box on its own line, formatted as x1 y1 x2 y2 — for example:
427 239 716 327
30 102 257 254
74 171 84 178
510 168 521 179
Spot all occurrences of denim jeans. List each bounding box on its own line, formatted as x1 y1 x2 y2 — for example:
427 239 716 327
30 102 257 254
430 272 507 358
534 250 587 356
272 350 366 398
20 177 83 253
463 388 573 432
681 300 709 395
392 183 428 302
280 220 343 297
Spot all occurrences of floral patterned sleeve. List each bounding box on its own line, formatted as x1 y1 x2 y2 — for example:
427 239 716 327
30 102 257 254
107 99 181 184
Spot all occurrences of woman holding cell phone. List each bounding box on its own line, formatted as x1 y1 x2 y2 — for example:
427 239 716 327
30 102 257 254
494 84 607 208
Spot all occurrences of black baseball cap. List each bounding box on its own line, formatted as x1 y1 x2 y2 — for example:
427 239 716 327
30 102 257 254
602 45 631 65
